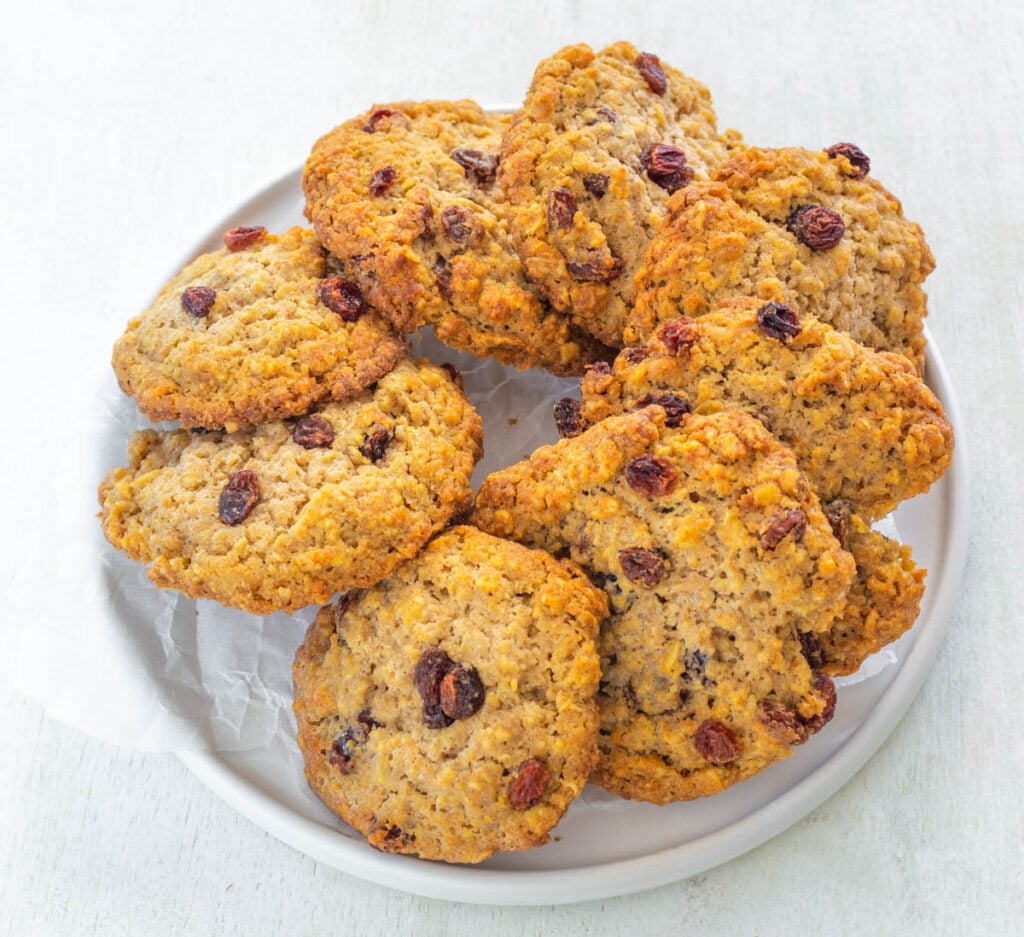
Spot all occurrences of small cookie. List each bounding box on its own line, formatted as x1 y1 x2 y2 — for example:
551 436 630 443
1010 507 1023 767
99 359 482 614
472 407 855 803
806 503 926 677
302 99 610 376
581 298 953 520
628 145 934 372
112 226 407 431
499 41 738 347
292 525 607 863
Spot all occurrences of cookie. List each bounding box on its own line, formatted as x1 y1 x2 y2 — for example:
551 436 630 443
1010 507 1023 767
292 525 607 863
99 358 482 614
581 298 953 520
472 406 855 803
112 226 407 431
627 145 935 372
498 41 739 347
302 99 610 376
808 503 926 677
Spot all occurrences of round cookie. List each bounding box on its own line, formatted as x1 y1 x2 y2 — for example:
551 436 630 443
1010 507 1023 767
99 358 483 614
627 145 935 372
581 297 953 520
498 41 739 347
292 525 607 863
112 226 407 431
302 99 610 376
472 406 855 803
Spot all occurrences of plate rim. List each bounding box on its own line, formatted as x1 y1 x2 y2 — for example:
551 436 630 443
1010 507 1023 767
176 167 970 906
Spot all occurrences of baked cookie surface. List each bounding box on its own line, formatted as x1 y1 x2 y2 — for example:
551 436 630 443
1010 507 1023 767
99 358 483 614
627 146 935 372
292 525 607 863
112 226 407 431
581 298 953 520
303 99 609 376
499 41 737 347
472 407 854 803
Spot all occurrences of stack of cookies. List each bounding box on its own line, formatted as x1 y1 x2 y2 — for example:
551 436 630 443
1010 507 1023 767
99 40 953 863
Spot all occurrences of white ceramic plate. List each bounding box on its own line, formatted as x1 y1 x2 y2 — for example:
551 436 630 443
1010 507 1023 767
177 168 969 906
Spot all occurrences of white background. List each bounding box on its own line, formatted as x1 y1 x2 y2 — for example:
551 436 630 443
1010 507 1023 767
2 1 1022 934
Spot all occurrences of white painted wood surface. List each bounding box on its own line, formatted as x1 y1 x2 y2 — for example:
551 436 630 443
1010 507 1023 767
2 1 1022 933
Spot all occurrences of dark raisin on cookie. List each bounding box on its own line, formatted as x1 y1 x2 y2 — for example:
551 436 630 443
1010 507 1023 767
439 665 485 720
554 397 584 438
441 205 479 243
640 143 693 194
506 759 550 810
222 225 267 251
358 426 393 463
759 509 808 550
181 285 216 318
567 255 625 282
695 719 741 763
548 187 577 231
625 454 680 497
786 205 845 250
582 173 610 198
618 547 666 587
318 277 368 321
826 142 870 178
658 316 700 354
635 52 667 94
756 301 801 341
368 166 397 196
450 148 499 184
292 414 335 449
218 470 260 525
630 391 691 427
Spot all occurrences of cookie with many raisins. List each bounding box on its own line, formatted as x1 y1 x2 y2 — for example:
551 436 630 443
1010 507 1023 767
302 99 611 376
98 358 482 614
292 525 607 863
628 146 934 372
112 226 407 431
498 41 740 347
582 297 953 520
472 406 855 803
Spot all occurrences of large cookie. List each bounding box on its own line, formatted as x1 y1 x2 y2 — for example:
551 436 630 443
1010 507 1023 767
472 407 855 803
99 358 482 614
292 525 607 863
112 226 407 431
499 41 738 347
580 298 953 520
628 145 935 372
302 99 609 376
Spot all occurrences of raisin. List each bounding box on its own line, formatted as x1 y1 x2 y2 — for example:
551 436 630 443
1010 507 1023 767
441 205 478 243
635 52 667 94
786 205 845 250
292 414 335 449
759 508 808 550
826 142 870 179
368 166 396 196
439 665 485 720
363 108 396 132
432 256 453 300
631 391 691 427
618 546 665 587
439 361 464 389
222 225 267 251
567 255 624 282
414 648 455 728
622 347 649 365
328 730 358 773
758 701 809 744
507 759 550 810
823 499 852 547
625 454 680 497
368 824 410 851
359 426 393 463
547 187 577 231
590 360 612 376
450 148 498 184
694 719 741 763
357 709 381 733
181 285 216 318
218 470 260 525
595 106 617 123
798 631 827 670
658 316 699 354
640 143 693 193
583 173 609 198
317 277 367 322
756 301 801 341
554 397 584 438
804 674 837 733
